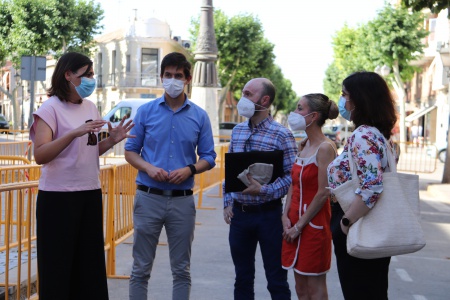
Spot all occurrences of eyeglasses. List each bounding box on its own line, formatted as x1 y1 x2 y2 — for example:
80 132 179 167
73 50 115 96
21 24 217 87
85 119 97 146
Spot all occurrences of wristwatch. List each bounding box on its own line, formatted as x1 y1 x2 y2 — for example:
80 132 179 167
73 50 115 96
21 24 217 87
187 164 197 176
342 217 351 227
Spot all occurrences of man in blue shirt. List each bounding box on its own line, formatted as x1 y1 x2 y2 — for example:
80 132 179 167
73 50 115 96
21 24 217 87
125 52 216 300
223 78 297 300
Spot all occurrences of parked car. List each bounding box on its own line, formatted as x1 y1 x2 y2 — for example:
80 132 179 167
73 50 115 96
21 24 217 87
291 129 339 148
291 130 307 144
99 98 154 140
427 141 447 163
322 128 340 149
323 124 354 146
219 122 238 142
0 114 10 133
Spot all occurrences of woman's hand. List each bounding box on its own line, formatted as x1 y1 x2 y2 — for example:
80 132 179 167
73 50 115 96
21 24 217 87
107 117 135 144
77 119 107 138
340 219 349 235
282 215 291 234
283 224 301 243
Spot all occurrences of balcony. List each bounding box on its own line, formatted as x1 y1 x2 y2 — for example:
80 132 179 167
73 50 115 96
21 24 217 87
97 72 162 89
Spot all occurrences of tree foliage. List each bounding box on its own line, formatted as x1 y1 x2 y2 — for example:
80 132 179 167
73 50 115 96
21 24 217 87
0 0 104 66
0 0 103 129
189 10 297 120
324 5 427 103
401 0 450 15
364 5 427 82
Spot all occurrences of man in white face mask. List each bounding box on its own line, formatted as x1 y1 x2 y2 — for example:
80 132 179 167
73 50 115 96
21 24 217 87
223 78 297 300
125 52 216 300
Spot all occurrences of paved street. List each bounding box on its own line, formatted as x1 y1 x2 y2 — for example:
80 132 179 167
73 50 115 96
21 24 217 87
108 163 450 300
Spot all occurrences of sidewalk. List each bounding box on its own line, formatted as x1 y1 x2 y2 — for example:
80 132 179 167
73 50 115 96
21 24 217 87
107 185 344 300
107 163 449 300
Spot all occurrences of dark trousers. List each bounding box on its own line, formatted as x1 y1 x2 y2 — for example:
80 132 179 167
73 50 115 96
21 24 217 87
229 204 290 300
36 190 109 300
331 203 391 300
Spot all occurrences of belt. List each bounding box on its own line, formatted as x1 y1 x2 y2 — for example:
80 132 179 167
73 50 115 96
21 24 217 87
233 198 282 213
137 185 193 197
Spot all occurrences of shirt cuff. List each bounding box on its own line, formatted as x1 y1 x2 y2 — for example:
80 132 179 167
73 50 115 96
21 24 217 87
224 195 233 208
355 187 380 208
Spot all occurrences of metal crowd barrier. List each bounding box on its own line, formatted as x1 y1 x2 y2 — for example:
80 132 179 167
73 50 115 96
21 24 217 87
397 142 438 174
0 145 228 299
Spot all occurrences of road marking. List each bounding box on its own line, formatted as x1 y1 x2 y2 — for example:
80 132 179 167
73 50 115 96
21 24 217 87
391 256 398 262
413 295 427 300
395 268 413 282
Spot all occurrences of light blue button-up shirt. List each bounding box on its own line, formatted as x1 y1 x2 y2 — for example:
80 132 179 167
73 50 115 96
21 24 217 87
125 96 216 190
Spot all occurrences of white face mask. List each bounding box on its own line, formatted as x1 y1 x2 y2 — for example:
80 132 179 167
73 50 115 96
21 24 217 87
237 97 266 118
287 112 314 131
163 78 185 98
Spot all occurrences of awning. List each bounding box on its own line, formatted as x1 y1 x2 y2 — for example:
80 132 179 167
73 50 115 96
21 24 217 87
405 106 437 122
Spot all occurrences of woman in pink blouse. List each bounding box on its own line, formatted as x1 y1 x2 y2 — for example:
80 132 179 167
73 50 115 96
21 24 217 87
327 72 398 300
31 52 134 299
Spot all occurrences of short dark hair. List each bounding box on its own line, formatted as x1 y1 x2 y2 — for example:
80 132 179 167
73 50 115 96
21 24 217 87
261 80 276 104
160 52 191 79
343 71 397 138
47 52 93 101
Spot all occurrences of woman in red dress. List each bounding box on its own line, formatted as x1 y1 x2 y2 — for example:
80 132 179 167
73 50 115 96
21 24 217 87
282 93 338 299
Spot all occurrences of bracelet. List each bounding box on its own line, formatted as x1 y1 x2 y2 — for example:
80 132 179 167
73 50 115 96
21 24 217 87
294 223 300 233
187 164 197 176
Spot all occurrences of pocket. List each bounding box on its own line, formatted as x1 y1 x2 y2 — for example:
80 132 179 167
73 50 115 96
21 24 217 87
133 190 143 214
309 221 324 230
303 203 324 229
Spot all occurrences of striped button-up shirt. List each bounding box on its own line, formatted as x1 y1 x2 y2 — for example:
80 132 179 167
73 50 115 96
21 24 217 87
223 116 297 207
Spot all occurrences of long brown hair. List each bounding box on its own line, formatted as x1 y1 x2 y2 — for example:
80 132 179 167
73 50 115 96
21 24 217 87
342 71 397 138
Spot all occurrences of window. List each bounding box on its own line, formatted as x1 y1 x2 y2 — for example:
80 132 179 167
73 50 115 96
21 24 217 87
141 48 158 86
110 107 132 122
97 53 103 87
126 55 131 72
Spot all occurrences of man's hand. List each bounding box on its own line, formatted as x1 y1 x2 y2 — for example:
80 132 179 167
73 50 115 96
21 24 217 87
146 165 169 182
242 174 262 195
223 206 233 224
168 167 192 185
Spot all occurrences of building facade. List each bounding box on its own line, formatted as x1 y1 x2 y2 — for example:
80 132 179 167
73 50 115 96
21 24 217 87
408 9 450 150
91 17 192 115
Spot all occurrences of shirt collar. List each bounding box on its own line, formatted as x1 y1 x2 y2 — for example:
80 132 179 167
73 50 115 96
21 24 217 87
158 94 191 110
247 115 273 130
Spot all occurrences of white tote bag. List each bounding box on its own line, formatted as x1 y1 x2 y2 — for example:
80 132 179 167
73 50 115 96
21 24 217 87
329 137 426 259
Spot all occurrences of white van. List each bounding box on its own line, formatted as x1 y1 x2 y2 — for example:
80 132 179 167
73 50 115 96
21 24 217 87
99 98 154 140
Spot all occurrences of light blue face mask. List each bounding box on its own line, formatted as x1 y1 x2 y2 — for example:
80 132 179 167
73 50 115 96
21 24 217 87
338 96 353 121
72 77 97 99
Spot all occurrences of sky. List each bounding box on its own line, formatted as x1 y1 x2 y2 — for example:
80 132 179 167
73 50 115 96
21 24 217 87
94 0 387 97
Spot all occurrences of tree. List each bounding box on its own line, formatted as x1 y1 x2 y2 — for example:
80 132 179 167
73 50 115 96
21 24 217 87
402 0 450 15
0 0 104 128
324 5 427 149
269 66 297 118
189 10 296 122
324 24 371 101
365 5 427 150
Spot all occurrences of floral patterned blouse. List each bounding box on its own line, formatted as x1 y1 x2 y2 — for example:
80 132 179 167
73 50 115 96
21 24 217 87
327 125 399 208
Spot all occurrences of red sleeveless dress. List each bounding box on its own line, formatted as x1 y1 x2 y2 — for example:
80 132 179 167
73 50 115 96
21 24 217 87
281 148 332 275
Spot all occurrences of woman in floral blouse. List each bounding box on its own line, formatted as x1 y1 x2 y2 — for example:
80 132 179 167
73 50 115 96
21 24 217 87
327 71 398 300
